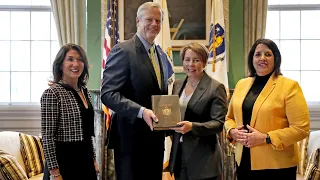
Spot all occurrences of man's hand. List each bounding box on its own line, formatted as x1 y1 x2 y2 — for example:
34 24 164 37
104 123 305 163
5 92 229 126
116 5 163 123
229 125 248 145
169 121 192 134
142 108 158 131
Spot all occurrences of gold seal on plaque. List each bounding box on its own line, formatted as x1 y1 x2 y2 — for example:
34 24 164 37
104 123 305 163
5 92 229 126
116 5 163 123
162 106 172 116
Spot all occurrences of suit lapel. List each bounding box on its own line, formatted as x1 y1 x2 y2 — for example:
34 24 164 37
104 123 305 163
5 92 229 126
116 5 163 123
172 78 186 145
250 74 277 127
187 72 211 110
237 78 255 126
173 77 187 96
134 36 159 90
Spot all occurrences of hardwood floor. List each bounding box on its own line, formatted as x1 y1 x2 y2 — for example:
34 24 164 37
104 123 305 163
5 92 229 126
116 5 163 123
162 172 174 180
162 173 304 180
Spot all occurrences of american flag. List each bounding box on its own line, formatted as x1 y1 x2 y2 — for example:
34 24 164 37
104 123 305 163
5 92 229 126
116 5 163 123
102 0 119 130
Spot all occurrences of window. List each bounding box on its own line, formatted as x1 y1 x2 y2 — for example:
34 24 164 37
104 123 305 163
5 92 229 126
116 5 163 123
266 0 320 102
0 0 59 104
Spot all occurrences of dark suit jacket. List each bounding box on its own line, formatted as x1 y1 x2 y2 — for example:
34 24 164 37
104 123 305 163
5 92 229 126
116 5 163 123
101 35 171 179
169 72 228 180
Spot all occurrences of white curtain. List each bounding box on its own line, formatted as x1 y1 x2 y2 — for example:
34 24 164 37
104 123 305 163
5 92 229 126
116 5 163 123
50 0 86 48
244 0 268 75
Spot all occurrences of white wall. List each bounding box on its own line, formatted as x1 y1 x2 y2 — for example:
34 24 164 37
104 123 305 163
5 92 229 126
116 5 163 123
0 105 41 136
309 104 320 131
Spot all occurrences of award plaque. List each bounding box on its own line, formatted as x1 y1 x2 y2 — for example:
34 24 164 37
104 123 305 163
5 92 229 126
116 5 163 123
152 95 181 130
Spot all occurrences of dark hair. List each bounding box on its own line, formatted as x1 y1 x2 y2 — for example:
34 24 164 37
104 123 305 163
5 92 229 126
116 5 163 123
51 43 89 86
180 42 209 64
247 38 282 77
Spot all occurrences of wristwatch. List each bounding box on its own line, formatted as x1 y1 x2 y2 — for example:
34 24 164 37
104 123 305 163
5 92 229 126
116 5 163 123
266 134 272 144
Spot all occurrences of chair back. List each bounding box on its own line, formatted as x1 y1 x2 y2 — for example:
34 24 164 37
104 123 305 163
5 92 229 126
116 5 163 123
304 148 320 180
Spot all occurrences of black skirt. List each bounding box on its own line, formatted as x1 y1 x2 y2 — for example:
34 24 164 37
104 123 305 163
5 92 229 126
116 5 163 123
43 139 97 180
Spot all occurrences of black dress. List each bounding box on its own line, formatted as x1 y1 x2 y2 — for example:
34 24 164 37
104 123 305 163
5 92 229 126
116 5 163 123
43 86 97 180
237 73 296 180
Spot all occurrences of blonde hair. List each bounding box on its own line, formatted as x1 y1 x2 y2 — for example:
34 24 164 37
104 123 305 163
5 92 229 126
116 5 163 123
136 2 164 21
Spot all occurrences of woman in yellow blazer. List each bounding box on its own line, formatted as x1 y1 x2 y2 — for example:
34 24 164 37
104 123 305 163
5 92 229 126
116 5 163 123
224 39 310 180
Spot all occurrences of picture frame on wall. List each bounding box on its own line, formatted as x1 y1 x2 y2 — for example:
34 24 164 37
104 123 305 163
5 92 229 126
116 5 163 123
119 0 149 40
166 0 211 46
117 0 229 73
118 0 211 46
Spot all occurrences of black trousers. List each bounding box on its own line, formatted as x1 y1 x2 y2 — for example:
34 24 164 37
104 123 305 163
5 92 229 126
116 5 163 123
237 166 297 180
113 149 164 180
113 131 164 180
237 147 297 180
174 143 218 180
174 167 217 180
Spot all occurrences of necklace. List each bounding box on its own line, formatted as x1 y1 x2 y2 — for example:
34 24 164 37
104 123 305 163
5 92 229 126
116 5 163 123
60 80 81 92
187 81 199 88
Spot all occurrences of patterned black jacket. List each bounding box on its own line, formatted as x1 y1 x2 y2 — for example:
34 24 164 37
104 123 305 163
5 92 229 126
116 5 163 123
40 83 95 170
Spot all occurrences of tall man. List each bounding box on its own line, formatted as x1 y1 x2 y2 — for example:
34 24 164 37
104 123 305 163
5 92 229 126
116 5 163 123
101 2 171 180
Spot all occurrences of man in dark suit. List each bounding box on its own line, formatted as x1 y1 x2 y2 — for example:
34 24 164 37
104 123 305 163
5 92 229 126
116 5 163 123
101 2 172 180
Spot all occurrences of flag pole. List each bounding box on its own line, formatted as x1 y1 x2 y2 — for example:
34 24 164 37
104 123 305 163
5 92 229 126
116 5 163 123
212 1 224 179
111 0 115 47
161 0 164 48
212 0 216 72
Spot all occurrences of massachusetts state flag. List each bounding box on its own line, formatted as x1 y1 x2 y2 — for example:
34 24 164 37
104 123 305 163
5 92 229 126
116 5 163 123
206 0 228 90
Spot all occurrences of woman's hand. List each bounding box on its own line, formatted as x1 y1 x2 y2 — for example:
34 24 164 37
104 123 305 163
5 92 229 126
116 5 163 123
50 168 62 180
94 160 100 174
229 125 248 145
169 121 192 134
245 125 267 148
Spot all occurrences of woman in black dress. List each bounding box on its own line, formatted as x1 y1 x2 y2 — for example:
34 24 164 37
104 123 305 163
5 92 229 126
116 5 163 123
41 43 99 180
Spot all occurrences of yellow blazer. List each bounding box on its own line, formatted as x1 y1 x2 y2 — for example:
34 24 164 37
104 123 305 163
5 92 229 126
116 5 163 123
225 74 310 170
